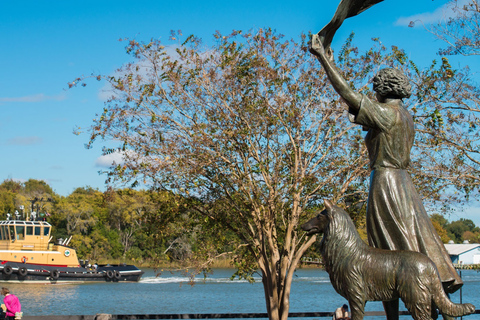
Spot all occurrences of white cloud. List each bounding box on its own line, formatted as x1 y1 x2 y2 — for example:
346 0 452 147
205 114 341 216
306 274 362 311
395 0 470 26
97 86 115 101
95 151 125 168
96 44 181 102
0 93 67 103
7 136 43 146
94 149 160 171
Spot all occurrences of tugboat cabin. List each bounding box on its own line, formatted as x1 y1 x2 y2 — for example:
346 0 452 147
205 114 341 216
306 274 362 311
0 220 79 267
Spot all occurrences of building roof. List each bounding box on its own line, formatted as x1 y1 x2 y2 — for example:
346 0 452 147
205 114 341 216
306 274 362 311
444 243 480 256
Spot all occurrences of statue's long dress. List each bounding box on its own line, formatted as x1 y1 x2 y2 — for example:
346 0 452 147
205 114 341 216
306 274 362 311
352 95 463 293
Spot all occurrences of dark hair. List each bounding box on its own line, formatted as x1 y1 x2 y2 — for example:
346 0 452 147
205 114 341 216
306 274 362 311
342 304 349 311
373 68 411 99
1 287 10 295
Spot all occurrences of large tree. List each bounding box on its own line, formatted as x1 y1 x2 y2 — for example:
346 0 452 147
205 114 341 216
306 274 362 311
72 29 377 320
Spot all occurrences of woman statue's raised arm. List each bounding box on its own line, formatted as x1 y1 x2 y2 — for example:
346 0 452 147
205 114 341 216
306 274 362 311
309 34 362 113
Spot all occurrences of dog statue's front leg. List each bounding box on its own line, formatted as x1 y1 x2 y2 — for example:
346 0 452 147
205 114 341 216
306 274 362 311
383 299 399 320
349 298 366 320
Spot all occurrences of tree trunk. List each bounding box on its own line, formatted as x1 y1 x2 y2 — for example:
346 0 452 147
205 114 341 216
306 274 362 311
260 234 317 320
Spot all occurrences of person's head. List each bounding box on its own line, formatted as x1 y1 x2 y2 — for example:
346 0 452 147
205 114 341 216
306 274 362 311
373 68 411 101
342 304 349 311
1 287 10 296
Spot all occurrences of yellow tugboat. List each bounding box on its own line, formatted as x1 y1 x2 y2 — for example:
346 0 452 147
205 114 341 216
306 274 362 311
0 216 143 282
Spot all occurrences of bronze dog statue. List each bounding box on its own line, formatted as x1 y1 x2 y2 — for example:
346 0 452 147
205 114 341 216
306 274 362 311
301 200 475 320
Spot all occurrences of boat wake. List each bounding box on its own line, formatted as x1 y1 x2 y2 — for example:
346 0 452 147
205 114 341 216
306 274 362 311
139 275 330 284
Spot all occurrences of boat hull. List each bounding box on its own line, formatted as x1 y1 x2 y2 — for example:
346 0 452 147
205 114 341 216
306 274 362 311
0 261 144 283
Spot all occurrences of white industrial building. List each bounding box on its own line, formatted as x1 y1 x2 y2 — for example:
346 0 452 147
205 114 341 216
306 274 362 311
444 242 480 265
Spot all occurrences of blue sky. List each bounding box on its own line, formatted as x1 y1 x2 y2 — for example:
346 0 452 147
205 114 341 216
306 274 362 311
1 0 478 223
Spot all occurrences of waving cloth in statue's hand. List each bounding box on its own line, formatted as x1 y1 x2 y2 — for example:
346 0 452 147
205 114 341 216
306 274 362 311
318 0 384 49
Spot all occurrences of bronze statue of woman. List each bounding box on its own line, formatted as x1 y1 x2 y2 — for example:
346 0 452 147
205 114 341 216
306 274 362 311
309 34 462 319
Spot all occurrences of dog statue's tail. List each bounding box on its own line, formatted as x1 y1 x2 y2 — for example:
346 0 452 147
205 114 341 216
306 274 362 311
432 282 475 317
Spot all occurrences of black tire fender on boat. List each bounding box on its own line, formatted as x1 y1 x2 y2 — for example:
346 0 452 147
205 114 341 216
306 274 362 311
105 270 114 279
18 267 28 277
3 265 13 275
50 269 60 280
114 270 121 280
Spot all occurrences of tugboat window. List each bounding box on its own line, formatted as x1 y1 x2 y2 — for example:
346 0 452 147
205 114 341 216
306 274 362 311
26 226 33 235
2 226 8 240
44 226 50 236
0 226 4 240
34 226 41 236
16 226 25 240
9 226 15 241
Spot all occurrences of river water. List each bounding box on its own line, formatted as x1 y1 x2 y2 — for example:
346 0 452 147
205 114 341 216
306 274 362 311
3 268 479 318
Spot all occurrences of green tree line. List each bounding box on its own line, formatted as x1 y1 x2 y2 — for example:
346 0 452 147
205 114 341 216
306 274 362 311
0 178 239 266
1 178 478 266
431 213 480 244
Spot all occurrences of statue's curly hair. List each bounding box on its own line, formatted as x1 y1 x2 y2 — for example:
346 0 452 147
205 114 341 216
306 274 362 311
372 68 411 99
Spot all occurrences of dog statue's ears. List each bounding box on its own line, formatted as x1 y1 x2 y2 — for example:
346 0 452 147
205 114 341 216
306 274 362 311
324 199 334 210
